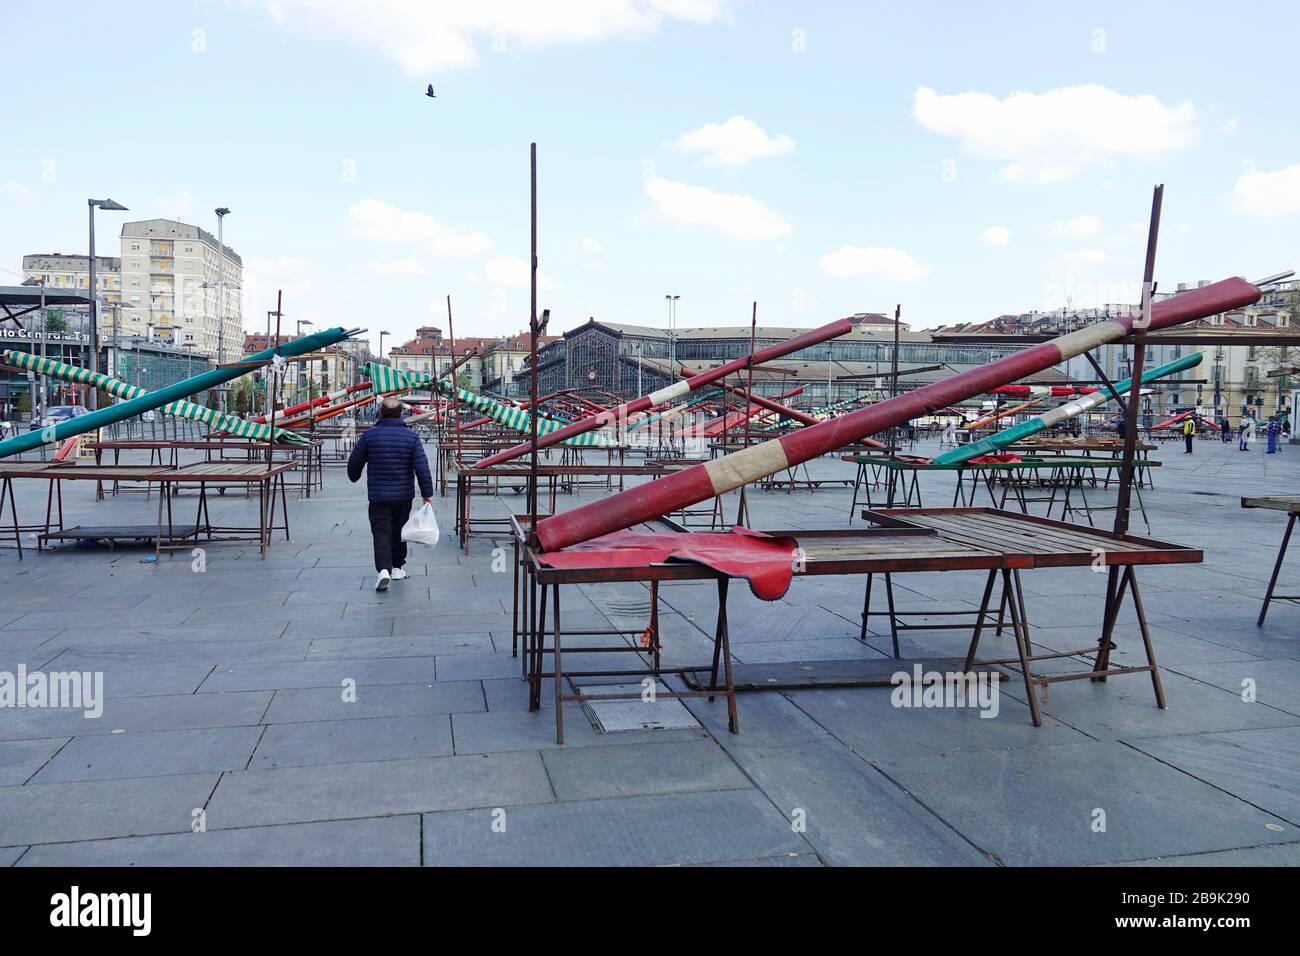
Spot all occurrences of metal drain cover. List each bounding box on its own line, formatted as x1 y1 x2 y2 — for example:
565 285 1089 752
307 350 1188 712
578 682 701 734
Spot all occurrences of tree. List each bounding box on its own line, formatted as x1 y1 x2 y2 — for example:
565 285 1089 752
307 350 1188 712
45 308 69 333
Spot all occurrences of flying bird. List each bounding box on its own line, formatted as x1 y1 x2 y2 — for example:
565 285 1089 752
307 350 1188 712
425 84 436 98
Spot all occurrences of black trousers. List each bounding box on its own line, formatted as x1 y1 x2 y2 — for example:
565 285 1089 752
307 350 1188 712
1184 433 1194 453
369 499 413 573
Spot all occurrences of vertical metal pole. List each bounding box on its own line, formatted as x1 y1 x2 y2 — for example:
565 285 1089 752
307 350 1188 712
886 303 901 505
529 143 540 532
447 294 461 465
746 302 757 448
216 211 227 413
87 204 98 410
1115 186 1162 537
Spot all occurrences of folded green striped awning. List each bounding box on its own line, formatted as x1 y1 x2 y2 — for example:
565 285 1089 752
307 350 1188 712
365 364 614 447
7 351 308 445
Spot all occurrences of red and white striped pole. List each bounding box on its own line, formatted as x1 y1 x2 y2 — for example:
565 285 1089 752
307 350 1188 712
474 319 853 468
535 277 1260 551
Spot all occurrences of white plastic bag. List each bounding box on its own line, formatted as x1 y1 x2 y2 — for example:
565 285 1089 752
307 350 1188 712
401 503 440 548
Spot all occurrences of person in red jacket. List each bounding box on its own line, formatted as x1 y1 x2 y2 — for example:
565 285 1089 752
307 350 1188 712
347 398 434 591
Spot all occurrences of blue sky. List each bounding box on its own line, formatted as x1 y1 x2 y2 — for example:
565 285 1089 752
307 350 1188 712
2 0 1297 344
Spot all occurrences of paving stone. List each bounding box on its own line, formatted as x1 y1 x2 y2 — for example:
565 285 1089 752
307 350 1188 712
541 739 749 801
0 737 69 786
451 708 707 754
0 846 26 866
263 680 484 723
206 751 552 827
16 815 420 866
785 682 1092 761
422 789 806 866
0 773 220 845
680 689 832 749
729 738 992 865
31 726 264 783
435 653 525 681
688 852 823 866
1167 658 1300 717
1002 670 1300 740
1126 726 1300 824
0 690 272 740
50 639 311 667
306 634 493 659
251 715 453 768
1110 842 1300 866
89 663 215 698
876 741 1296 866
199 658 438 692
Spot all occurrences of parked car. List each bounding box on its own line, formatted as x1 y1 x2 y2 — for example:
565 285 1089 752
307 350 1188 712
29 405 90 430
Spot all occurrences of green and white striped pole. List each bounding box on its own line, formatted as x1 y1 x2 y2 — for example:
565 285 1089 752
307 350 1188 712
365 364 615 448
0 327 349 458
4 351 308 445
930 353 1203 465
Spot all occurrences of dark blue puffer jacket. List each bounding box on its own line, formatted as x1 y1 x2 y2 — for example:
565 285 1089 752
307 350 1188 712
347 417 434 502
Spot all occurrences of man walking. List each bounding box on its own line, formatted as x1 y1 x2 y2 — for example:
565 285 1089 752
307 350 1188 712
347 398 434 591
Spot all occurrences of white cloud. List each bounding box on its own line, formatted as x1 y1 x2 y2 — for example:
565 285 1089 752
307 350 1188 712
643 175 790 240
673 116 794 166
345 199 493 257
255 0 729 74
980 226 1011 247
368 258 426 275
819 245 932 282
912 84 1198 183
484 255 564 291
1048 215 1102 240
581 237 605 254
1232 162 1300 217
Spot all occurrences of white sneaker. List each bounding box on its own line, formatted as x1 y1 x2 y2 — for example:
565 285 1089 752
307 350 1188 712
391 568 408 581
375 570 391 592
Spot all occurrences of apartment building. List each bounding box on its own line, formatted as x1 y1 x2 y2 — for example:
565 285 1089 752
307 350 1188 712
21 253 122 327
118 219 242 360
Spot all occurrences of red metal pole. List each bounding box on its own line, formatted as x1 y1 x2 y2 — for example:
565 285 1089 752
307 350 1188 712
474 318 854 467
535 276 1261 551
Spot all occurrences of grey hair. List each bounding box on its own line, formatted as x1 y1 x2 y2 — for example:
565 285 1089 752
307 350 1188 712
379 398 404 418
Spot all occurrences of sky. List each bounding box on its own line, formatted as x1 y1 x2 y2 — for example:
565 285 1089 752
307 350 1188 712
1 0 1298 347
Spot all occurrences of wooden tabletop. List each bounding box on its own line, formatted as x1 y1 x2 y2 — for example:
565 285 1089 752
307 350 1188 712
522 507 1200 583
1241 495 1300 514
162 462 298 481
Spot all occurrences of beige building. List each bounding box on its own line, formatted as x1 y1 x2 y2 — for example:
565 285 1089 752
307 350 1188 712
21 253 122 324
118 219 242 360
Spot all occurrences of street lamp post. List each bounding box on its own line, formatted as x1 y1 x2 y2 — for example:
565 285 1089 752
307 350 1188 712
296 319 314 402
214 207 230 411
87 197 128 409
664 294 680 371
378 330 390 364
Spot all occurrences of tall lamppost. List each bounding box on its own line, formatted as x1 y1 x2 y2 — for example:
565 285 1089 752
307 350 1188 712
296 319 314 402
87 197 128 409
378 330 390 365
214 207 231 411
664 294 680 371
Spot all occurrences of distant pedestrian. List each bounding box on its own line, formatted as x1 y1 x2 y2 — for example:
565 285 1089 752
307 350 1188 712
1266 415 1281 454
347 398 434 591
1239 417 1253 452
1183 415 1196 454
1115 416 1127 440
1220 416 1232 442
